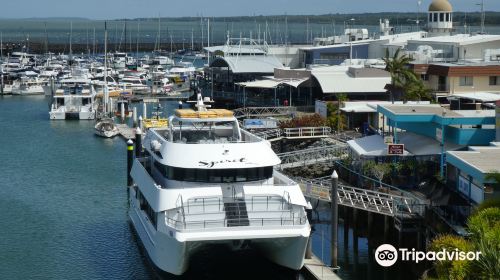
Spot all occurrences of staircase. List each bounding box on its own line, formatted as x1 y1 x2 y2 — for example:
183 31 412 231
224 199 250 227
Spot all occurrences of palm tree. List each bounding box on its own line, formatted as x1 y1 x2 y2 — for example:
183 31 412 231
383 48 417 103
404 78 433 103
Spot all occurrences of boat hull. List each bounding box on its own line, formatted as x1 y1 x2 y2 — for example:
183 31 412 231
129 201 309 276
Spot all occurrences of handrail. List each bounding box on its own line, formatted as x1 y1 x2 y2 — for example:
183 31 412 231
295 176 427 218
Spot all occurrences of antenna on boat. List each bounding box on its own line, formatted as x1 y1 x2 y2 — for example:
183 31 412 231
187 88 213 111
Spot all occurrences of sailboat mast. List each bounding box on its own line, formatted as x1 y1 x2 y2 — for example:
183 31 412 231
104 22 109 115
136 20 140 67
69 22 73 62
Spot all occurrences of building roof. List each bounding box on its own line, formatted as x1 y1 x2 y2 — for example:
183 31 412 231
428 0 452 12
448 148 500 175
451 92 500 103
237 78 309 89
340 101 431 113
210 56 283 74
311 66 390 94
204 45 266 55
380 104 462 117
347 132 461 157
408 34 500 46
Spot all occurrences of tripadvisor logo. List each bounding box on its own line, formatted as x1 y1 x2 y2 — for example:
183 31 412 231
375 244 482 267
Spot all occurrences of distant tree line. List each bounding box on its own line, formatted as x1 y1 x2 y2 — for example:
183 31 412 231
124 12 500 26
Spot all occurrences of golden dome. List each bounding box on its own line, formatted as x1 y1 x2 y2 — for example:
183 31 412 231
428 0 453 12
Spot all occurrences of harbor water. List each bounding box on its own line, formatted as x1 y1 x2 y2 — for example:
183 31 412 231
0 95 401 279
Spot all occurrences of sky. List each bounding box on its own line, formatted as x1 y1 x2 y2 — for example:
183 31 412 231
0 0 499 19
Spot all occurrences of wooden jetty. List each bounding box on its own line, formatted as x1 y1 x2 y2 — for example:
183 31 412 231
302 255 342 280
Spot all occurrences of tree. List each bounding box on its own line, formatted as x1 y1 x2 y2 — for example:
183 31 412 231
326 99 347 132
403 78 433 103
383 48 417 103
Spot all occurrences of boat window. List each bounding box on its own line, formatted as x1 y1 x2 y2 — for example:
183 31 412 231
154 161 273 183
136 189 157 229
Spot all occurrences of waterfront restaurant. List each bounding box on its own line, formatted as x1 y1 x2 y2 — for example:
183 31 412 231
347 104 496 177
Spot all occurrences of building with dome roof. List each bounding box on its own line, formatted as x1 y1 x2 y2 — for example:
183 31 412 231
427 0 454 36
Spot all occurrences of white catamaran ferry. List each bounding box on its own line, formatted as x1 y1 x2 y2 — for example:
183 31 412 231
129 94 310 275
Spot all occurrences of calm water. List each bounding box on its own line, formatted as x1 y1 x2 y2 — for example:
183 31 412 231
1 18 499 47
0 96 403 279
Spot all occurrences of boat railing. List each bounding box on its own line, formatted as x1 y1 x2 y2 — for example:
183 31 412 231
166 194 307 231
166 215 307 231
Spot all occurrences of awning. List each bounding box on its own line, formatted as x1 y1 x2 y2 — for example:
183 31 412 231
451 92 500 102
399 132 464 156
237 78 309 89
347 135 394 157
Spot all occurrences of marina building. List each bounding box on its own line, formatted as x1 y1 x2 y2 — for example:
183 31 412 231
446 143 500 205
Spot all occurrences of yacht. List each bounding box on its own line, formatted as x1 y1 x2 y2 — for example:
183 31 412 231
94 118 119 138
11 77 46 95
49 79 98 120
129 94 310 275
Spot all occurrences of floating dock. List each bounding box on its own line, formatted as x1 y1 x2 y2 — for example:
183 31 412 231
302 255 342 280
116 124 135 140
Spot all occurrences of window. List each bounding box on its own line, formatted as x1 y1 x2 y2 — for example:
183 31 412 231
459 76 473 86
153 160 274 183
421 74 429 81
429 14 433 22
446 13 450 22
136 190 157 229
440 13 444 22
489 76 500 86
433 13 438 22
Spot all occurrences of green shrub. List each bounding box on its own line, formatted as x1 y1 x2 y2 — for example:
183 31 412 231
428 235 473 280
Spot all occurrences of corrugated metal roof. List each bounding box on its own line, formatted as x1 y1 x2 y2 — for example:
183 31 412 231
212 56 284 74
452 92 500 102
311 67 390 94
237 78 308 89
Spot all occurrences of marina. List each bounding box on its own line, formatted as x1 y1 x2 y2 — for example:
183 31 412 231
1 1 500 279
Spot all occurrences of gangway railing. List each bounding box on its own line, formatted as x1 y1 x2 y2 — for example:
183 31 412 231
233 106 296 119
295 176 427 219
277 145 348 169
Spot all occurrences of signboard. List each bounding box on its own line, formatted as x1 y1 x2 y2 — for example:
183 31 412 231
436 128 443 142
384 136 394 144
387 144 404 155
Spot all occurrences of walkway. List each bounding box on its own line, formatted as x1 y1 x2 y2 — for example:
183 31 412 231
233 106 296 119
254 127 332 141
295 176 427 219
277 145 347 169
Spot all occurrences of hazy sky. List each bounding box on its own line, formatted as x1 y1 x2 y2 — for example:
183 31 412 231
0 0 499 19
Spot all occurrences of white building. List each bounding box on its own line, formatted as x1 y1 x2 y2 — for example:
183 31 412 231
427 0 454 36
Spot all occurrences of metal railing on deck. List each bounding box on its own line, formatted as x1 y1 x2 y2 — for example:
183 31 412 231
167 194 307 231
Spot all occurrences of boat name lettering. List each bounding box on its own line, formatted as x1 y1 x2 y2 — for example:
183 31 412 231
198 158 246 168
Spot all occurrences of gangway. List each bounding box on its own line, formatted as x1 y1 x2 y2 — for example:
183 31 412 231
277 145 347 169
294 176 427 219
233 106 296 119
253 127 332 141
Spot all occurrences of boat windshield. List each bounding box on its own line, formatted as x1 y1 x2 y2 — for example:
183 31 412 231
169 120 240 143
